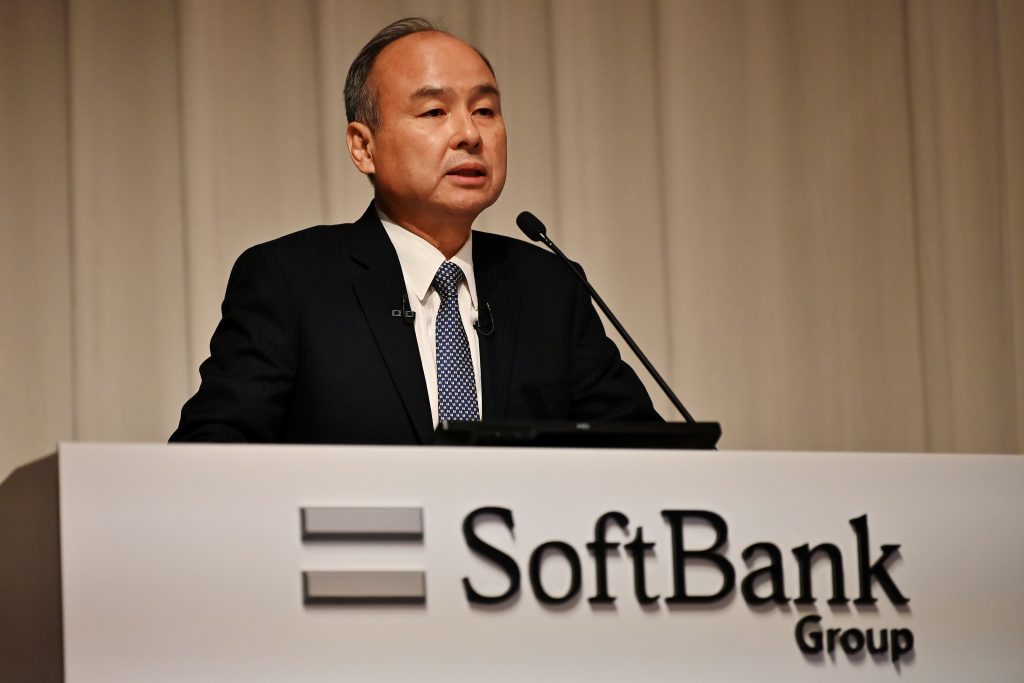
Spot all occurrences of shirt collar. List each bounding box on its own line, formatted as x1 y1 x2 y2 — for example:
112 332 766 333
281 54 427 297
378 208 478 308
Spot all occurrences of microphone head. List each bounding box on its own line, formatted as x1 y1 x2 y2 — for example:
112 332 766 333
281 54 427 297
516 211 547 242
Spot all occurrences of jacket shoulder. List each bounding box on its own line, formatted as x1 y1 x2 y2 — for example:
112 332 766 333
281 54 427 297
473 229 582 285
228 223 369 281
241 223 351 258
473 229 568 266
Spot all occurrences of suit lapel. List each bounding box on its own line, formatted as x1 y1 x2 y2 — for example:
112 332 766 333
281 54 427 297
348 204 433 443
473 233 520 420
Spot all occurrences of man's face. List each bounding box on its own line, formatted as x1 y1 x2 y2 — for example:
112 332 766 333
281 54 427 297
359 32 507 227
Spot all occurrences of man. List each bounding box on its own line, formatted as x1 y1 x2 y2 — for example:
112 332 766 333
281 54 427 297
170 18 658 444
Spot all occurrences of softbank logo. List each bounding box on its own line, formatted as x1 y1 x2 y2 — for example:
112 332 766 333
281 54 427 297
299 506 913 663
300 507 427 604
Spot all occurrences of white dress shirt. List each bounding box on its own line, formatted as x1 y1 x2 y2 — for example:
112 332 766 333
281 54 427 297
379 211 483 426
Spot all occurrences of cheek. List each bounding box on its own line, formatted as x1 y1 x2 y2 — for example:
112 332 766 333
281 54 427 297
490 128 508 161
374 127 434 166
404 134 448 175
492 135 508 176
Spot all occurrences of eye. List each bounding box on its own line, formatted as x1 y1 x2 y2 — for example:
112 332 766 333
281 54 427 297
474 107 495 117
420 108 445 118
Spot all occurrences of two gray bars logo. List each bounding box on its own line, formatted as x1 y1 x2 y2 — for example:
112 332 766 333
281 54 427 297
301 507 427 605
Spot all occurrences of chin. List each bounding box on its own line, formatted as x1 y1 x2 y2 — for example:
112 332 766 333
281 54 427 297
441 192 502 216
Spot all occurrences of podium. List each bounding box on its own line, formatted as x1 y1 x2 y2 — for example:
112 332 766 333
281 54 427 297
2 443 1023 681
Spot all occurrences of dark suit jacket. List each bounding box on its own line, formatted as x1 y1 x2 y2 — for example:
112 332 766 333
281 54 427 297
170 203 659 444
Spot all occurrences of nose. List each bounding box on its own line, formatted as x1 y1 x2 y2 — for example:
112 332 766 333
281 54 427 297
451 109 482 150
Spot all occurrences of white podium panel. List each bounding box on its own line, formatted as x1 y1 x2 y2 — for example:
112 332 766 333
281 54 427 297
55 443 1023 681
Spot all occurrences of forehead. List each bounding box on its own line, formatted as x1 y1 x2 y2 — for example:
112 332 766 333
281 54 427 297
372 32 497 99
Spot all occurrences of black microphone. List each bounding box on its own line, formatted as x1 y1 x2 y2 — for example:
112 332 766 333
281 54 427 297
474 302 495 336
516 211 697 423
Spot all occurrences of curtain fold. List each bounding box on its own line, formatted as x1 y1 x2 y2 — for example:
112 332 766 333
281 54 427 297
2 0 1020 478
997 0 1024 450
0 0 74 467
177 0 326 376
906 0 1019 452
66 0 190 441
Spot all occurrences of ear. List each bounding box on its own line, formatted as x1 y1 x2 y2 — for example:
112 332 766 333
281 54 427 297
346 122 376 176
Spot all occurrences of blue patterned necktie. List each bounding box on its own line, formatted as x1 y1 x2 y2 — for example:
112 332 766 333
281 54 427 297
433 262 480 422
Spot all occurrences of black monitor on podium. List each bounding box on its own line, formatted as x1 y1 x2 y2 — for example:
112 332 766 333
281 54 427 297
434 420 721 449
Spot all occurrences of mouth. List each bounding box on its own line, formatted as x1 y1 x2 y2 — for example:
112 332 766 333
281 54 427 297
446 163 487 178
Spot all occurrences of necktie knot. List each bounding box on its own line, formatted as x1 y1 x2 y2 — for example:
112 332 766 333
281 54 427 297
433 262 465 300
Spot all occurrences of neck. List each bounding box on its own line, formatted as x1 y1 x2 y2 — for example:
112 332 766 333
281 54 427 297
376 200 473 259
399 222 470 260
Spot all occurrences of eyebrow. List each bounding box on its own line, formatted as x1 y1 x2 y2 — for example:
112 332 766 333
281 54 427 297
410 84 501 101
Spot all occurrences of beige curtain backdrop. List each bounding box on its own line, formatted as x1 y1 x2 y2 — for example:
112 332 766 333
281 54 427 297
2 0 1022 478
